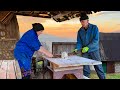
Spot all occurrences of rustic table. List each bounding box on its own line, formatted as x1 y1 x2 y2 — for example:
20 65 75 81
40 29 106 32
44 55 102 79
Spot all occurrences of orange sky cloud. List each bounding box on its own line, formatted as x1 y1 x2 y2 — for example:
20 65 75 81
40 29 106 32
17 11 120 38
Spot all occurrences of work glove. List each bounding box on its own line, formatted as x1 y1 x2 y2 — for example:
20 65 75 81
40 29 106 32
82 47 89 53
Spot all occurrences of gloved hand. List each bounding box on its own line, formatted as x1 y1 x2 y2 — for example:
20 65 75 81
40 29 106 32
72 49 78 53
82 47 89 53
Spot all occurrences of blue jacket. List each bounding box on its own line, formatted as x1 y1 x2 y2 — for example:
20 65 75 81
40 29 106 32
76 23 99 53
14 29 42 70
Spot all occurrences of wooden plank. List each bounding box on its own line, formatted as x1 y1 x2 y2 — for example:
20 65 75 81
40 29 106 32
50 62 59 68
7 60 16 79
13 60 22 79
45 55 102 68
0 60 2 67
53 66 83 72
47 66 54 72
0 39 17 41
0 60 8 79
0 11 11 22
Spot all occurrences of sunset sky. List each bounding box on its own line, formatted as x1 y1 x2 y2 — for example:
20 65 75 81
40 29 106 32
17 11 120 39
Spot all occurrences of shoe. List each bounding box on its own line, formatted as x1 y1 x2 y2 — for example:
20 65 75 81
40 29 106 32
83 75 90 79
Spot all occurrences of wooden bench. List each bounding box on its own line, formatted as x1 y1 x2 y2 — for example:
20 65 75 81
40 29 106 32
0 60 22 79
44 55 102 79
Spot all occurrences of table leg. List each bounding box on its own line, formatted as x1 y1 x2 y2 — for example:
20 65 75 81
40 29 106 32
48 66 83 79
53 71 64 79
73 66 83 79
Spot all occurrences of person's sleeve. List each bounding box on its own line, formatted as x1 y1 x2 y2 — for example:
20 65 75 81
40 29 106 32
87 25 99 51
27 36 42 51
33 39 42 51
75 31 82 50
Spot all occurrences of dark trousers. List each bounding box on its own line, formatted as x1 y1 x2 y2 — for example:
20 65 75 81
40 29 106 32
82 50 106 79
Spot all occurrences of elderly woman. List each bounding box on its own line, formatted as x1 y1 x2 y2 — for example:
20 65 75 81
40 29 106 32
14 23 53 79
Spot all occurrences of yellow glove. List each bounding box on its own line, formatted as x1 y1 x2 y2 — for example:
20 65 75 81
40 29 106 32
82 47 89 53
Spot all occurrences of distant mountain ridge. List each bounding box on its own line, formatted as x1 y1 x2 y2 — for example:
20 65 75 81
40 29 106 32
20 33 76 42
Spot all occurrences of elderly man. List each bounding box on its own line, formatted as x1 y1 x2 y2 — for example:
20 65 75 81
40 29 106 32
74 14 106 79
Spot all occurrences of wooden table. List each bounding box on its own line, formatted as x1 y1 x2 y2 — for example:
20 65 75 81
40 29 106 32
44 55 102 79
0 60 22 79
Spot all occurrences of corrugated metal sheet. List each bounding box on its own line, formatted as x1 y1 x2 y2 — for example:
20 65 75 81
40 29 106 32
101 40 120 61
99 41 107 61
100 33 120 61
100 33 120 40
